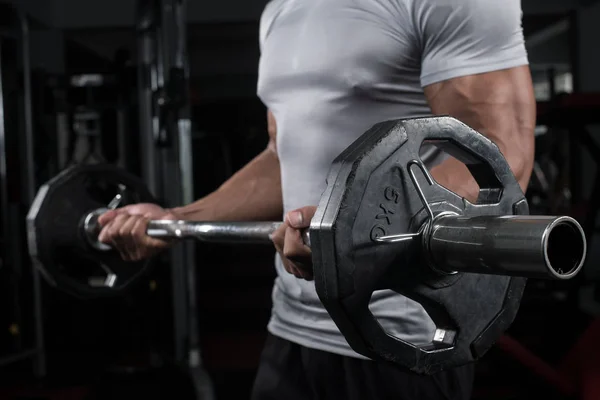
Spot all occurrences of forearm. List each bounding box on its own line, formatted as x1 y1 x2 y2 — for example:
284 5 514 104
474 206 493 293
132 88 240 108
429 158 479 202
425 67 536 202
171 148 283 221
429 112 535 203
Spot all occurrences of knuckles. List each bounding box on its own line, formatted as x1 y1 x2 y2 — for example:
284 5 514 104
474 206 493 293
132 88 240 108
270 222 313 280
283 247 303 259
96 213 158 261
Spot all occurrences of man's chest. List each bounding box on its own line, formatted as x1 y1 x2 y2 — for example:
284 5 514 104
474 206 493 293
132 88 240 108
257 0 421 103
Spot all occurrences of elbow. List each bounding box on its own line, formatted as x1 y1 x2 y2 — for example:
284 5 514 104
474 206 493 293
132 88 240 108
266 138 279 159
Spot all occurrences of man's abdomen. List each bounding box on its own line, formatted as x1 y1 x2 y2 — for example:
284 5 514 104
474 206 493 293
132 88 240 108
267 256 437 359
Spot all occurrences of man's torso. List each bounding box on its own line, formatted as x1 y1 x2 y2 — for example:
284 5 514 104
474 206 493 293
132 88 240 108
257 0 444 358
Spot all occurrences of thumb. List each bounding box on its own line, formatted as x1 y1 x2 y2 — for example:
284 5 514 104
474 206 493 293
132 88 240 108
285 206 317 229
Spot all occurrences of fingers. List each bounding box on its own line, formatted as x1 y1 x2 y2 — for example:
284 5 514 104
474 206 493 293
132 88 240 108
285 206 317 229
97 213 122 245
100 214 136 261
116 214 139 261
98 214 152 262
97 203 164 226
271 221 313 280
96 204 171 262
97 209 120 226
284 226 313 280
129 217 151 261
270 224 287 267
271 224 300 277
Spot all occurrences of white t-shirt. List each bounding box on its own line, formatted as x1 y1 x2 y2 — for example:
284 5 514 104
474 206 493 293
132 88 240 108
257 0 529 359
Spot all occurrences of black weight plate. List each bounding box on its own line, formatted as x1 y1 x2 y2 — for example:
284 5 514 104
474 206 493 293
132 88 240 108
27 164 157 299
310 121 396 356
311 116 528 374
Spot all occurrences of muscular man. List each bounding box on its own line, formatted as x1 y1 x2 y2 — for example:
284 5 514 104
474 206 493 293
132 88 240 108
98 0 536 398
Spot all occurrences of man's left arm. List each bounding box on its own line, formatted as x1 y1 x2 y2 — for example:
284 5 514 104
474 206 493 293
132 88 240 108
414 0 536 201
424 66 536 201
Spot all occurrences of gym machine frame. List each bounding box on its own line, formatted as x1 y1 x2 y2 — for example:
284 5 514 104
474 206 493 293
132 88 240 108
0 1 45 377
136 0 215 398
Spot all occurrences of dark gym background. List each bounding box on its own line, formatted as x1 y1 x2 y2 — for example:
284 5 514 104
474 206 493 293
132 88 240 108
2 0 600 399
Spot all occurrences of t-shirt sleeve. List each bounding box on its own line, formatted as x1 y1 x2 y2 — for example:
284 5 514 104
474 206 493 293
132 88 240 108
415 0 529 87
258 0 282 53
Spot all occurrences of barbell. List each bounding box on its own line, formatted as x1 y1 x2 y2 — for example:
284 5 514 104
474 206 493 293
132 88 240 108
26 116 588 374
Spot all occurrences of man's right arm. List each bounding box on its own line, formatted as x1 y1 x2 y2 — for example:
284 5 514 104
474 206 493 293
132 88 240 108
171 110 283 222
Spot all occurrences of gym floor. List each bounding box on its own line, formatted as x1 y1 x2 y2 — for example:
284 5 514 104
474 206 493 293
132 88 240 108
2 1 600 400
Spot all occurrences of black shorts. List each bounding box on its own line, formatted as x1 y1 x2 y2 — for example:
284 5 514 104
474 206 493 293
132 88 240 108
251 333 474 400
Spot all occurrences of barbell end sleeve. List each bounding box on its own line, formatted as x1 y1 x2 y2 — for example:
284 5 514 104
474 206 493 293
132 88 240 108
425 215 587 280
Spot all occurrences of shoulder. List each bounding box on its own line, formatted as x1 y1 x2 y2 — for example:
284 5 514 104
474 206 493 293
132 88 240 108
259 0 287 50
412 0 523 38
415 0 527 86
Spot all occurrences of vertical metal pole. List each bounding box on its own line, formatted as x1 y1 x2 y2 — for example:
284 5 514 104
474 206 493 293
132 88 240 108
136 0 189 366
158 0 189 367
0 39 8 289
19 11 46 378
157 1 214 398
568 10 582 208
136 0 159 197
171 2 214 398
174 1 194 204
0 33 23 361
116 104 127 170
136 2 214 397
547 67 556 99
